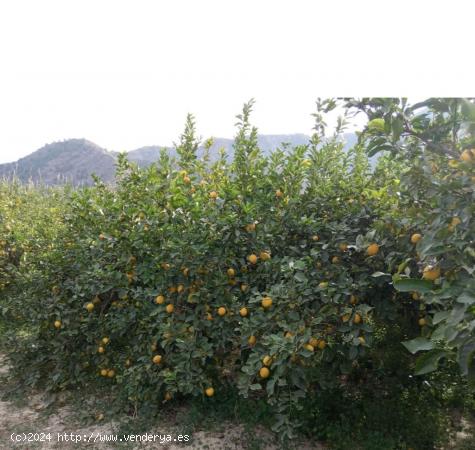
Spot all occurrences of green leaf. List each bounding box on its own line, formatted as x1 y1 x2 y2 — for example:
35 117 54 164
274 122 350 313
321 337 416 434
371 271 389 277
266 378 276 396
402 337 434 354
294 271 308 283
393 278 433 293
457 292 475 305
458 338 475 376
249 383 262 391
414 350 447 375
433 310 450 325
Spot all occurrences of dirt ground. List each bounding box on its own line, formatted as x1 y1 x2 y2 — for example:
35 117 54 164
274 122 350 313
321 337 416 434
2 352 474 450
0 354 324 450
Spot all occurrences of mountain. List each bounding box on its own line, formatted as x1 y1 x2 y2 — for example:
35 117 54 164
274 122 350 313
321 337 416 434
0 133 357 186
0 139 117 186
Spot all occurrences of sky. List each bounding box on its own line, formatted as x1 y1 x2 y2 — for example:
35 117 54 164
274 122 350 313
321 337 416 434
0 0 472 164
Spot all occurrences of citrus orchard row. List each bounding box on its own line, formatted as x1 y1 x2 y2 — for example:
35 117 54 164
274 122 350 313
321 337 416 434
1 98 474 441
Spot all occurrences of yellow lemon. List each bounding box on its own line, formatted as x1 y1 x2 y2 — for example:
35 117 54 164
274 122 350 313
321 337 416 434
247 254 258 264
239 307 248 317
262 355 272 366
205 387 215 397
460 149 474 162
259 251 271 261
366 243 379 256
422 266 441 281
259 367 270 378
411 233 422 244
261 296 273 309
309 338 319 348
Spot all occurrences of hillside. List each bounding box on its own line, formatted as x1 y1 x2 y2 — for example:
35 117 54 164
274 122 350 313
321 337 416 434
0 134 357 186
0 139 117 186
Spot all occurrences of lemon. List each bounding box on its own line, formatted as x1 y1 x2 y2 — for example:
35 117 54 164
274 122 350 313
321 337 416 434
247 254 258 264
422 266 440 281
259 367 270 378
205 387 215 397
367 118 385 132
217 307 226 316
460 149 474 162
239 307 248 317
366 243 379 256
261 296 273 309
309 338 319 348
152 355 162 364
411 233 422 244
245 223 256 232
259 251 271 261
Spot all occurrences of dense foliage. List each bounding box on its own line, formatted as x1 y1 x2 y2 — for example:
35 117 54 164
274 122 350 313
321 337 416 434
1 98 474 448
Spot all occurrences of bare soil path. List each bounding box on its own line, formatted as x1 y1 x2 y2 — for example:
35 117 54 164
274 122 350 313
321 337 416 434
0 354 323 450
